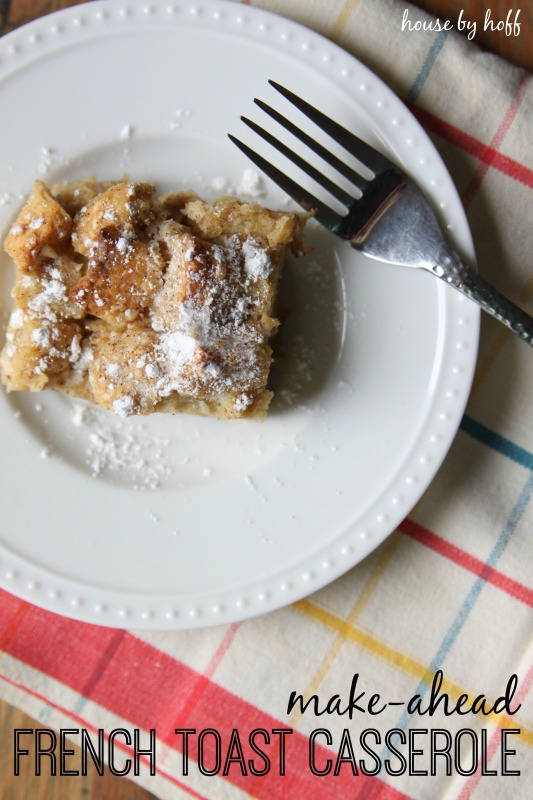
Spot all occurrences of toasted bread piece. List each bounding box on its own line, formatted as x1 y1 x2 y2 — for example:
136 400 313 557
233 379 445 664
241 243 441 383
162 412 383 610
1 179 307 420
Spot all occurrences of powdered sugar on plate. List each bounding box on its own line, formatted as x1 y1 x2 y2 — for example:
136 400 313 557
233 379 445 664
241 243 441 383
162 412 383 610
193 168 267 202
237 168 266 199
70 401 173 489
169 108 192 131
37 146 66 176
11 390 291 497
0 192 14 209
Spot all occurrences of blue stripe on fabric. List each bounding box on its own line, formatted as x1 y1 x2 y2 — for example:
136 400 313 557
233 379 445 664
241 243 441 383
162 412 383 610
461 414 533 472
391 471 533 734
407 29 451 103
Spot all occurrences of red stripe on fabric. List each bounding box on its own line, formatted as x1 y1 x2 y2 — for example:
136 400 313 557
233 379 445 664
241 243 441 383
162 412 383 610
0 591 411 799
157 622 241 741
182 623 241 718
0 596 128 687
0 671 210 800
79 629 128 698
409 104 533 189
0 594 31 649
462 73 531 207
399 519 533 606
207 623 240 675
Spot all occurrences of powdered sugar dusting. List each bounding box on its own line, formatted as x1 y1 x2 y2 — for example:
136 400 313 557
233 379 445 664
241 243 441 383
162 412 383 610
237 168 266 198
119 123 133 141
28 276 68 321
71 403 173 489
112 395 135 418
9 308 25 329
37 146 65 176
242 238 272 280
159 330 198 368
134 231 276 410
0 192 14 209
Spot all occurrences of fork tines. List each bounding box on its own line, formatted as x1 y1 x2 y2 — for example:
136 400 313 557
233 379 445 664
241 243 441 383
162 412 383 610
226 133 343 230
266 81 390 177
229 80 405 237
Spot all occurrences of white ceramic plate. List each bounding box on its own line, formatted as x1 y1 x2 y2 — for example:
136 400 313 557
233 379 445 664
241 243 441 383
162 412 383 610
0 0 478 629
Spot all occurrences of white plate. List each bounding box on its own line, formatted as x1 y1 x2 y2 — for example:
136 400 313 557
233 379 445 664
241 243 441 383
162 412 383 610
0 0 478 629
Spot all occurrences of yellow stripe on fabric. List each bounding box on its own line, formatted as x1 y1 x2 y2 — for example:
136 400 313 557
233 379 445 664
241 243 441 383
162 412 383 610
343 535 401 619
330 0 361 42
297 597 428 675
296 599 533 746
289 534 401 726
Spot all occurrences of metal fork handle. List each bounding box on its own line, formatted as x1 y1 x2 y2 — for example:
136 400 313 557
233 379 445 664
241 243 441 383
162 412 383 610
426 252 533 346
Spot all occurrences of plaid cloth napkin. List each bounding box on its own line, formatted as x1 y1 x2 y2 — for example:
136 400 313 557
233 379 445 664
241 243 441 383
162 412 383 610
1 0 532 798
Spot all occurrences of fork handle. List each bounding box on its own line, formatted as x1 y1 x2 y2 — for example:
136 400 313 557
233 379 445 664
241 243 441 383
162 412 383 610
427 251 533 346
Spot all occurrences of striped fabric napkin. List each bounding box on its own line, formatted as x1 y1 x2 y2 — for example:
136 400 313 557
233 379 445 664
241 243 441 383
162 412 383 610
1 0 532 799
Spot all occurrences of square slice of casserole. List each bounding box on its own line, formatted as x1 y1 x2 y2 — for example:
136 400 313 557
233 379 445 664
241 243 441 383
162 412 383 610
0 180 307 420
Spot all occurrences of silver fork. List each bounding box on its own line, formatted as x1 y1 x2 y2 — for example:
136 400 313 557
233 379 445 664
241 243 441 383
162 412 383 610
229 81 533 347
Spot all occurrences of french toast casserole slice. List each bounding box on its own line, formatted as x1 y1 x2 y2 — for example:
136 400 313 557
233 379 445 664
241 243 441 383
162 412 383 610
0 180 307 420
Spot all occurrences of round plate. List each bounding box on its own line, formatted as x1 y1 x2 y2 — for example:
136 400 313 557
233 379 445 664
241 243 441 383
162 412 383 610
0 0 478 629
